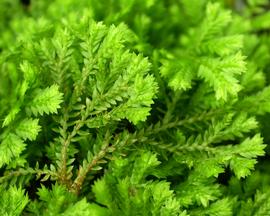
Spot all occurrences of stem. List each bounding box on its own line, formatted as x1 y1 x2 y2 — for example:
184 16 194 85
148 109 223 136
162 91 182 124
69 109 225 194
57 87 94 187
70 132 137 195
58 119 84 186
0 168 57 184
70 143 112 195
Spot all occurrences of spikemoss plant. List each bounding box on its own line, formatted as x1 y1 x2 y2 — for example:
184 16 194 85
1 0 270 215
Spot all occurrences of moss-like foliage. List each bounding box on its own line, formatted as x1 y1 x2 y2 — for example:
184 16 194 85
1 0 270 215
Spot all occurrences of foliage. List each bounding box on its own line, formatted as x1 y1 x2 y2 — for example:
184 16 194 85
1 0 270 215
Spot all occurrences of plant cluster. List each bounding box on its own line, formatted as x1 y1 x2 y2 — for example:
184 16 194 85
1 0 270 215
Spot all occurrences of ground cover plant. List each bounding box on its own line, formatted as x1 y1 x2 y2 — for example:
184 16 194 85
1 0 270 215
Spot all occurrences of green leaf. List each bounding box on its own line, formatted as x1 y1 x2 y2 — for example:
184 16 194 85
237 86 270 115
20 61 36 85
176 175 221 207
61 199 109 216
92 178 112 207
196 2 232 44
252 12 270 30
0 186 29 216
29 85 63 116
160 58 195 91
198 52 246 100
2 106 20 127
191 198 233 216
226 134 265 179
0 133 25 168
230 156 256 179
130 151 160 183
201 35 243 56
32 184 77 215
15 118 41 141
236 134 266 159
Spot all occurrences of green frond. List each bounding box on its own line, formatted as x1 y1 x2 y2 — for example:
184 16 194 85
198 52 246 100
240 63 265 93
160 57 195 91
201 35 243 56
196 2 232 45
0 133 25 168
15 118 41 141
203 113 258 143
175 174 222 207
20 61 37 86
237 86 270 115
1 1 270 215
221 134 265 179
238 191 270 216
0 186 29 216
61 199 108 216
92 151 183 215
2 106 20 127
29 85 63 116
190 198 234 216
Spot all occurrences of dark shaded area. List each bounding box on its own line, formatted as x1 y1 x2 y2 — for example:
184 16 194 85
26 177 54 200
20 0 31 6
258 114 270 151
217 167 233 186
114 119 136 134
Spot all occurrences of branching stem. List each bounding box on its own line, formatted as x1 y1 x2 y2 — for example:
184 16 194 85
70 143 112 195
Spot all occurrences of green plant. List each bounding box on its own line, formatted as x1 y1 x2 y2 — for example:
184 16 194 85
1 0 270 215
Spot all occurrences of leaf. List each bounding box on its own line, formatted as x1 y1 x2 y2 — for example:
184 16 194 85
253 191 270 216
130 151 160 183
61 199 109 216
16 118 41 141
20 61 36 84
34 184 77 215
237 86 270 115
198 52 246 100
160 58 195 91
225 134 265 179
0 133 26 168
203 112 258 144
149 181 182 216
0 186 29 216
201 35 243 56
230 156 256 179
197 2 232 44
114 74 158 124
191 198 233 216
236 134 266 159
92 178 112 206
176 176 221 208
29 85 63 116
252 12 270 30
2 106 21 127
